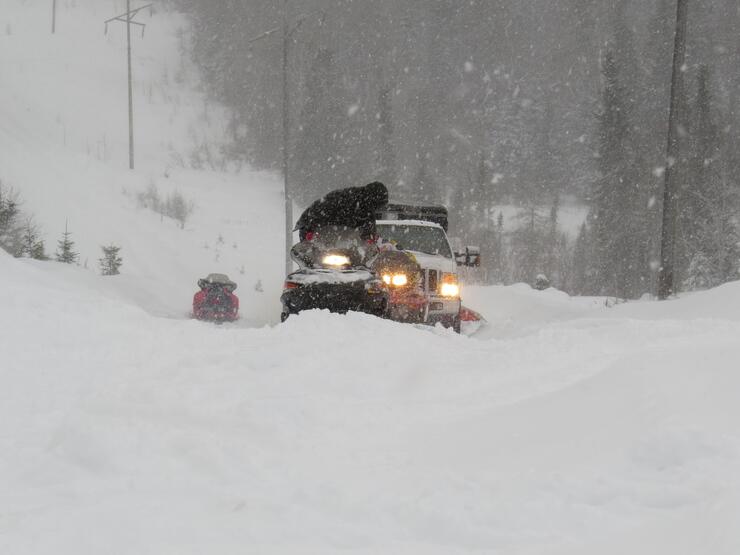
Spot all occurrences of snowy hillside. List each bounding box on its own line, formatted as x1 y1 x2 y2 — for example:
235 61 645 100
2 1 740 553
1 0 285 322
3 250 740 554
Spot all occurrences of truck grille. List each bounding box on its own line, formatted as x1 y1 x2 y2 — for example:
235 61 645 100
428 270 438 294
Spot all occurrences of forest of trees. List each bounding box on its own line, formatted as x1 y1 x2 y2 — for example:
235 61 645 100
171 0 740 298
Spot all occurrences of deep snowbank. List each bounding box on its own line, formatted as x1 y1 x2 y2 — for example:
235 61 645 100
2 252 740 554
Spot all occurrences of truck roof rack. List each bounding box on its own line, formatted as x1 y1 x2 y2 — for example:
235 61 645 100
376 203 449 232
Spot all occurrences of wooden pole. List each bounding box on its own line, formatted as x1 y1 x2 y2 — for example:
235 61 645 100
658 0 689 300
282 0 293 274
127 0 135 170
52 0 57 33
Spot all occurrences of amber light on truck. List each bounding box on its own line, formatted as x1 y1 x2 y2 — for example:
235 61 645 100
440 273 460 297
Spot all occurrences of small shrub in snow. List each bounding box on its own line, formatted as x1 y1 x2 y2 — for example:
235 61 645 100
99 244 123 276
164 190 193 229
682 252 715 291
534 274 550 291
137 182 162 212
136 184 193 229
55 221 79 264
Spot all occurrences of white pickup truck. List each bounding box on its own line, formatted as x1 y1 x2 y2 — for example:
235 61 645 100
376 204 472 333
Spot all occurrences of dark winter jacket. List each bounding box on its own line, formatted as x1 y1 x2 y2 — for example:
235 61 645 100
295 181 389 241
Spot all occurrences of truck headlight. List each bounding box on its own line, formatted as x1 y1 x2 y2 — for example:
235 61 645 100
392 274 408 286
322 254 351 267
440 274 460 297
441 282 460 297
382 273 408 287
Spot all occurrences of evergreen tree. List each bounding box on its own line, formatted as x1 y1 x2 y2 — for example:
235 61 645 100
99 244 123 276
591 50 626 295
509 206 548 286
570 223 592 294
0 182 22 254
589 49 647 298
18 218 47 260
683 251 715 291
30 240 47 261
681 67 740 289
544 194 570 289
56 221 79 264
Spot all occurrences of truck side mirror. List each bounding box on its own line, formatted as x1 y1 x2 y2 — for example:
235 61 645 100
456 246 481 267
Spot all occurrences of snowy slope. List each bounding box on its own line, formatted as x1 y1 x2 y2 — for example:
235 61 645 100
2 251 740 554
0 0 285 323
3 1 740 553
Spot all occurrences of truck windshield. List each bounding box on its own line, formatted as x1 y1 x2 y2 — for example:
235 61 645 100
376 224 453 258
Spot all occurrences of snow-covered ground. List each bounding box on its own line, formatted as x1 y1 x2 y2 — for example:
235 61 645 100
2 1 740 553
2 251 740 554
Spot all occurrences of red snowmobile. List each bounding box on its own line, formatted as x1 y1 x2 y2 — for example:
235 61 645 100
193 274 239 323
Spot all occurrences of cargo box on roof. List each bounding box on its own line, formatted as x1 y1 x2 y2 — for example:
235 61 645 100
376 203 449 232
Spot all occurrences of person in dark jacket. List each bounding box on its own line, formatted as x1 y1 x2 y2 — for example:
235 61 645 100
295 181 388 241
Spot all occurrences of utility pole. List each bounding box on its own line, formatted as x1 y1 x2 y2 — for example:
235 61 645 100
51 0 57 33
126 0 134 170
104 3 152 170
282 0 292 276
658 0 689 300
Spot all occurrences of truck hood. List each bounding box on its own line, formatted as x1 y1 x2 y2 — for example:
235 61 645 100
406 251 457 274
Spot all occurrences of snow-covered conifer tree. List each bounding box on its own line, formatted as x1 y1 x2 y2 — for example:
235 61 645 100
99 244 123 276
55 221 79 264
18 218 47 260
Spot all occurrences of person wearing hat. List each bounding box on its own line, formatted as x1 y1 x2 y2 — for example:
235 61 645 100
294 181 389 242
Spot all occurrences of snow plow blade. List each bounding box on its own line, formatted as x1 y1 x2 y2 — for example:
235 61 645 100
460 306 485 322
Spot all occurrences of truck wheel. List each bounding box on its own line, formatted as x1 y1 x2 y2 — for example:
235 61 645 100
452 315 461 334
280 310 290 323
